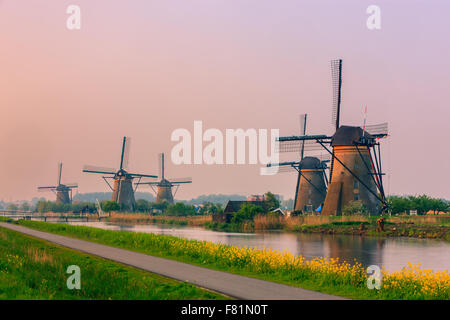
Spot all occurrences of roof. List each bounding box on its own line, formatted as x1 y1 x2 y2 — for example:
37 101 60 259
223 200 265 213
299 156 322 170
331 126 374 147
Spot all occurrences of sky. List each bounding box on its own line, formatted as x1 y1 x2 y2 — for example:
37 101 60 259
1 0 449 202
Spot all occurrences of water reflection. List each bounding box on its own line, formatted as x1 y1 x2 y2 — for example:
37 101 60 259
60 221 449 272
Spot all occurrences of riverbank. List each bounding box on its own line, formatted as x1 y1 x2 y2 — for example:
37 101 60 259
3 218 449 300
0 225 226 299
106 213 211 227
101 213 450 241
206 214 450 241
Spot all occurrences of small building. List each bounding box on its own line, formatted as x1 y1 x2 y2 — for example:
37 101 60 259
212 200 265 223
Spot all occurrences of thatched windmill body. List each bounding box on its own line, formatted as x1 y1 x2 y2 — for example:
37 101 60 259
83 137 157 211
38 163 78 204
137 153 192 204
277 60 389 215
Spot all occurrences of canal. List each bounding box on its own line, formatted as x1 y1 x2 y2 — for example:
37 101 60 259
57 220 449 272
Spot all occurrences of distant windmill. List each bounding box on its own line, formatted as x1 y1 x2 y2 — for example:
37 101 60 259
82 137 157 211
267 114 330 212
136 153 192 204
276 59 389 215
38 162 78 204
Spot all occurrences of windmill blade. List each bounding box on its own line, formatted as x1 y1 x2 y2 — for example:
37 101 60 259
261 165 297 175
168 177 192 183
135 181 160 186
267 161 299 167
299 114 307 136
331 59 343 130
365 122 389 136
299 114 307 160
37 186 56 192
120 136 132 170
276 140 325 153
83 165 117 175
129 173 158 178
64 183 78 188
158 153 164 180
57 162 63 185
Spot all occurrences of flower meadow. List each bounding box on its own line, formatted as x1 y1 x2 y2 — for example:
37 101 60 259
13 220 450 300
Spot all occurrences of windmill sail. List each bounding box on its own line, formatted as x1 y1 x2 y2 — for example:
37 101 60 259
365 122 389 137
121 137 131 170
83 165 117 175
331 59 343 130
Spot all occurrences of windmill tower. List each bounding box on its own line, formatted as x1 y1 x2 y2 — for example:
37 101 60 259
83 137 157 211
266 114 329 212
38 163 78 204
137 153 192 204
277 59 389 216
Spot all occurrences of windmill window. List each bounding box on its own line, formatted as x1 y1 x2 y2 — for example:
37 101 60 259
353 181 359 189
354 163 358 169
354 194 359 201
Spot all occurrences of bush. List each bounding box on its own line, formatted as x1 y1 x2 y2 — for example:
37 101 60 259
342 201 368 216
166 202 196 216
101 201 120 213
231 203 264 224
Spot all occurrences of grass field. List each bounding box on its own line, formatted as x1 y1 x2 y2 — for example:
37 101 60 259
0 225 226 300
6 218 449 300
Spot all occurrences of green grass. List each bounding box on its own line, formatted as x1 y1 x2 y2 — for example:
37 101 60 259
0 225 227 300
5 218 448 300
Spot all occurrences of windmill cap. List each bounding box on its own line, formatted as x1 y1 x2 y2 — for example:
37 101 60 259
331 126 374 146
299 156 322 169
160 178 172 186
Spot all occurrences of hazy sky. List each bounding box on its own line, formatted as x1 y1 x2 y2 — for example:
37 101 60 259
1 0 449 201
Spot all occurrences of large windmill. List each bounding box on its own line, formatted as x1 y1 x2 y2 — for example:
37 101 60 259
38 163 78 204
266 114 329 212
136 153 192 204
277 59 389 216
82 137 157 211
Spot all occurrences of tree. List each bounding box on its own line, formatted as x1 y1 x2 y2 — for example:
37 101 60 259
20 202 30 211
264 192 280 211
136 199 151 212
166 202 196 216
342 200 368 216
6 203 19 211
101 201 120 212
231 203 264 224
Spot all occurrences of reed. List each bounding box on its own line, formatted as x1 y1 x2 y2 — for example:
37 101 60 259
107 213 211 226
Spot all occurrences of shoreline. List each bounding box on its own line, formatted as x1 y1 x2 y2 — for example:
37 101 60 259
102 213 450 242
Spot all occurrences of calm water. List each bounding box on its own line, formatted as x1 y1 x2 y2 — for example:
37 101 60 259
59 220 449 272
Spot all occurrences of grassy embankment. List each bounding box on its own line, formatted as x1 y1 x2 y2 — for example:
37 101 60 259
106 213 210 227
40 211 450 241
4 218 449 300
0 224 226 300
204 214 450 241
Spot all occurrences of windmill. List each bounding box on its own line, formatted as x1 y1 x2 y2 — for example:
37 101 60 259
37 162 78 204
276 59 389 216
136 153 192 204
82 137 157 211
266 114 330 212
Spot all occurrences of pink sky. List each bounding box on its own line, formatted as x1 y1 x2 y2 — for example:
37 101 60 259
1 0 449 201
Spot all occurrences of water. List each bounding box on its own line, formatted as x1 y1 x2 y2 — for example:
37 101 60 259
60 221 449 272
